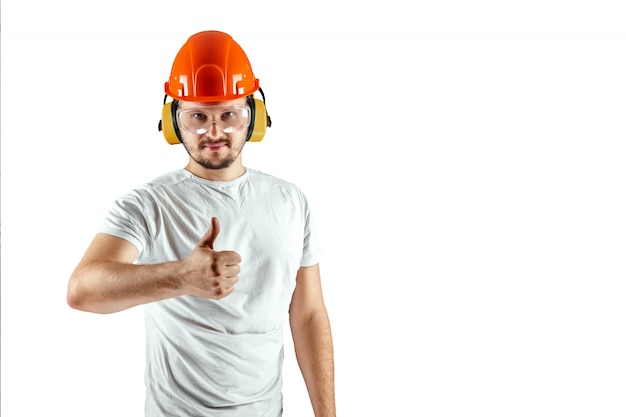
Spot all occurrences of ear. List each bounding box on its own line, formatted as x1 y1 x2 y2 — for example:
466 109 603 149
159 99 182 145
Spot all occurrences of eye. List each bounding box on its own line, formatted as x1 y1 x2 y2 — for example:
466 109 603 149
220 111 237 122
191 112 208 122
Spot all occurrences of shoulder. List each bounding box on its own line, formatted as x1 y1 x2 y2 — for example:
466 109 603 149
125 169 193 197
143 169 191 189
246 168 302 192
246 168 312 208
111 170 192 209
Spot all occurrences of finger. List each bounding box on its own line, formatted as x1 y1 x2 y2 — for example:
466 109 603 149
221 251 242 266
223 264 241 277
215 285 235 299
222 274 239 287
212 261 241 278
198 217 220 250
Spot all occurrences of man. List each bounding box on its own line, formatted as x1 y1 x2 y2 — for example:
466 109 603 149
67 30 336 417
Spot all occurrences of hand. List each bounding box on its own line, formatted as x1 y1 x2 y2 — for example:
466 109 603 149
181 217 241 299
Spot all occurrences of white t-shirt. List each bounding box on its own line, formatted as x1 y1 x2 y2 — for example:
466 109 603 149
98 168 321 417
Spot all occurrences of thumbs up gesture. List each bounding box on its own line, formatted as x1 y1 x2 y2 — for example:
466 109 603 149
181 217 241 299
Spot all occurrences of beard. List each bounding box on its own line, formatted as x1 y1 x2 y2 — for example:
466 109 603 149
193 153 237 170
182 137 244 170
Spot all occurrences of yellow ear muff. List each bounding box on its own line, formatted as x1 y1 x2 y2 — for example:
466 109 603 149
248 98 269 142
159 101 181 145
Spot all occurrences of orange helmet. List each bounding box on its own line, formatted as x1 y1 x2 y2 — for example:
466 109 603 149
159 31 271 144
164 30 260 101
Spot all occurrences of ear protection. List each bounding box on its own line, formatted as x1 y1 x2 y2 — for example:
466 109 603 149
158 89 272 145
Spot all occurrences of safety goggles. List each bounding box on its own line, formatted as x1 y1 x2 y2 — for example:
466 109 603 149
176 105 251 134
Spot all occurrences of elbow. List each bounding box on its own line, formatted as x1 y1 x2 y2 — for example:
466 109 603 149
67 272 121 315
290 307 331 331
66 286 109 314
66 273 101 313
66 276 87 311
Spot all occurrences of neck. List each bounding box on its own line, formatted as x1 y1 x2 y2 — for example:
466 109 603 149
184 159 246 182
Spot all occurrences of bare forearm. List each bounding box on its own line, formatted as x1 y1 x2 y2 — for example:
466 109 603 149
291 313 336 417
67 260 184 314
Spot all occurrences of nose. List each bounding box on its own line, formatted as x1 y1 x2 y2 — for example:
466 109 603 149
204 121 222 138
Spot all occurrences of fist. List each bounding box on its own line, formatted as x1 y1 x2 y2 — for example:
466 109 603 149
182 217 241 299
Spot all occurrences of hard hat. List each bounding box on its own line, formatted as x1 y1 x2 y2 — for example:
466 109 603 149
159 30 271 144
164 30 260 101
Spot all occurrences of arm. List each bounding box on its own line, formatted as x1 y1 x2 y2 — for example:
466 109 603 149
289 264 336 417
67 217 240 314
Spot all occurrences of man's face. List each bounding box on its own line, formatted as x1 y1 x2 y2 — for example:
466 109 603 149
177 98 250 171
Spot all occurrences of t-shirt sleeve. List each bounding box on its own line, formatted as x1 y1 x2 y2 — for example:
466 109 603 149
97 190 152 255
300 191 322 267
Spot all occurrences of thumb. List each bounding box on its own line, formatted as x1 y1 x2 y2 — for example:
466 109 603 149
198 217 220 250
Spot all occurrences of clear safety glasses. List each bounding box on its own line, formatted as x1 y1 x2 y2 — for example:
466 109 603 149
177 105 251 135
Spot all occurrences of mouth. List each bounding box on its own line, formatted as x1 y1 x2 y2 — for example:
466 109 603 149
201 141 229 152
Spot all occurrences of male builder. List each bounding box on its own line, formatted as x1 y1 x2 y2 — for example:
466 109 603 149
67 30 336 417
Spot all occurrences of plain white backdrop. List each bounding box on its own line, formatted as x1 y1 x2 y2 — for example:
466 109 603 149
2 0 625 416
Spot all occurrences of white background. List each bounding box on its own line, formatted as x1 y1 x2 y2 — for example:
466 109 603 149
1 0 625 416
